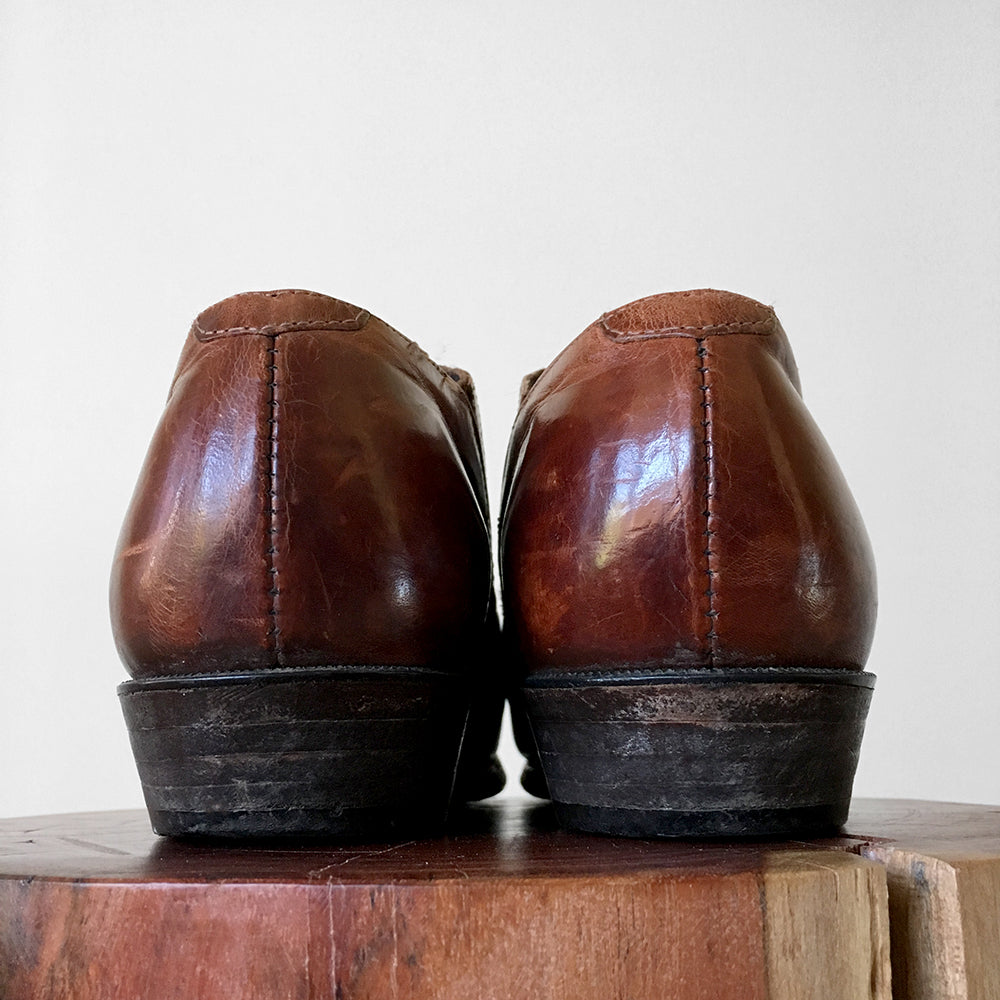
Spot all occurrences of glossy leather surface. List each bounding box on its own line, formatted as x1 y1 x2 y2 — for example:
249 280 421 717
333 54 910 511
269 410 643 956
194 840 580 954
111 289 495 677
500 289 876 673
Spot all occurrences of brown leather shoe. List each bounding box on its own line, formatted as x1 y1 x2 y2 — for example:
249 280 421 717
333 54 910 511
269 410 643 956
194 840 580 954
111 290 504 838
500 289 876 837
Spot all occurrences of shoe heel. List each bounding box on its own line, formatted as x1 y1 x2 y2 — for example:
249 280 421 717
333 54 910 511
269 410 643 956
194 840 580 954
523 668 874 838
119 667 470 839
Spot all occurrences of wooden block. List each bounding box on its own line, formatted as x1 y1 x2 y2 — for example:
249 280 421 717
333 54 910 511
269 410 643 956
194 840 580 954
0 800 996 999
760 851 889 999
847 800 1000 1000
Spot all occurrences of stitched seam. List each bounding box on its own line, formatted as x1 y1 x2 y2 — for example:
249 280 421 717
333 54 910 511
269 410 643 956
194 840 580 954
602 317 774 340
697 338 719 665
261 289 345 300
194 312 371 339
265 334 283 666
120 664 460 683
524 667 876 683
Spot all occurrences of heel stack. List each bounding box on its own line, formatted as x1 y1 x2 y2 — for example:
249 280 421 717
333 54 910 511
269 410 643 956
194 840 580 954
523 668 874 838
119 666 470 839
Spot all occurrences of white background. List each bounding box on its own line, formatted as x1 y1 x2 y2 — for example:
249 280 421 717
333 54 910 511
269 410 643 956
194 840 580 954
1 1 998 819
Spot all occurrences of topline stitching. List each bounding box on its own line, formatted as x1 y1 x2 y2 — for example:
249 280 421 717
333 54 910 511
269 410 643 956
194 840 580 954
194 313 371 340
601 317 775 340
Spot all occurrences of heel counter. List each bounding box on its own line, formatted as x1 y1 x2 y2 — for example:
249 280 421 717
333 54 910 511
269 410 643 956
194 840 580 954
110 328 274 676
503 290 875 673
502 326 709 669
264 326 492 669
706 333 876 668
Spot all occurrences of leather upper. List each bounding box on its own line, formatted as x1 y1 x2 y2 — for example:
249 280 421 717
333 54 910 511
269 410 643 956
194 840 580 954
500 289 877 673
111 289 494 677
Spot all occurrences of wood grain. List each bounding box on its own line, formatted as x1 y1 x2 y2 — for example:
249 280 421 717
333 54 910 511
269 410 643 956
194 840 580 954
0 799 996 999
761 851 889 1000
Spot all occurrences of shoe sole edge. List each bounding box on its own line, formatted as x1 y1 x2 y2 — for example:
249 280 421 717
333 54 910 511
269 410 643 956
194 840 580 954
120 666 470 840
523 668 874 838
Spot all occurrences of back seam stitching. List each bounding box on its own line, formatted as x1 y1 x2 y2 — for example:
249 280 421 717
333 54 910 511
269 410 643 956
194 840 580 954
264 335 283 665
697 337 719 664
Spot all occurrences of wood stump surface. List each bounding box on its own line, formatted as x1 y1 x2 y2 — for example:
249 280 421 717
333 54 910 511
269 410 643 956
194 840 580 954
1 798 997 999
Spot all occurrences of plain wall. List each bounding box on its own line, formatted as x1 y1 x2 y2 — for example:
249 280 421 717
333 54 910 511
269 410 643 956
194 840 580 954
2 0 998 818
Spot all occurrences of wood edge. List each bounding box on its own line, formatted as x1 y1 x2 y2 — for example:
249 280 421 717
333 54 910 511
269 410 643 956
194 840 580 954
761 851 890 1000
859 844 970 1000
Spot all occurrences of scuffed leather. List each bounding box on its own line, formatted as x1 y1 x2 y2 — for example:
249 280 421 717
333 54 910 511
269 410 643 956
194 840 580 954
500 289 877 673
111 289 495 677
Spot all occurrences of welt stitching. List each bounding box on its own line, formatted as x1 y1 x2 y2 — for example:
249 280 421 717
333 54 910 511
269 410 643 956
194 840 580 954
120 664 458 682
697 338 719 664
264 335 283 665
523 667 876 685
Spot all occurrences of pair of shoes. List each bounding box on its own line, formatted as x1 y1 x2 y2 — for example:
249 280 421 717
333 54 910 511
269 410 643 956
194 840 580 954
110 288 876 840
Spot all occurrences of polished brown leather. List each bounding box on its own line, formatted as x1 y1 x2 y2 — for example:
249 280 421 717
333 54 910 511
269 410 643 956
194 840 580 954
500 289 876 674
111 289 495 678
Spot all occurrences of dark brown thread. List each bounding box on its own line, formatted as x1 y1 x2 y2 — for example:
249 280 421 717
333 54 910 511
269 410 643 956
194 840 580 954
261 290 338 300
697 339 719 663
264 335 283 665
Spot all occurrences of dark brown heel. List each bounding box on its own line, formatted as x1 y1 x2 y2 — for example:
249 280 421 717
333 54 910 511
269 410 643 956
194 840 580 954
119 667 470 839
523 668 875 838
